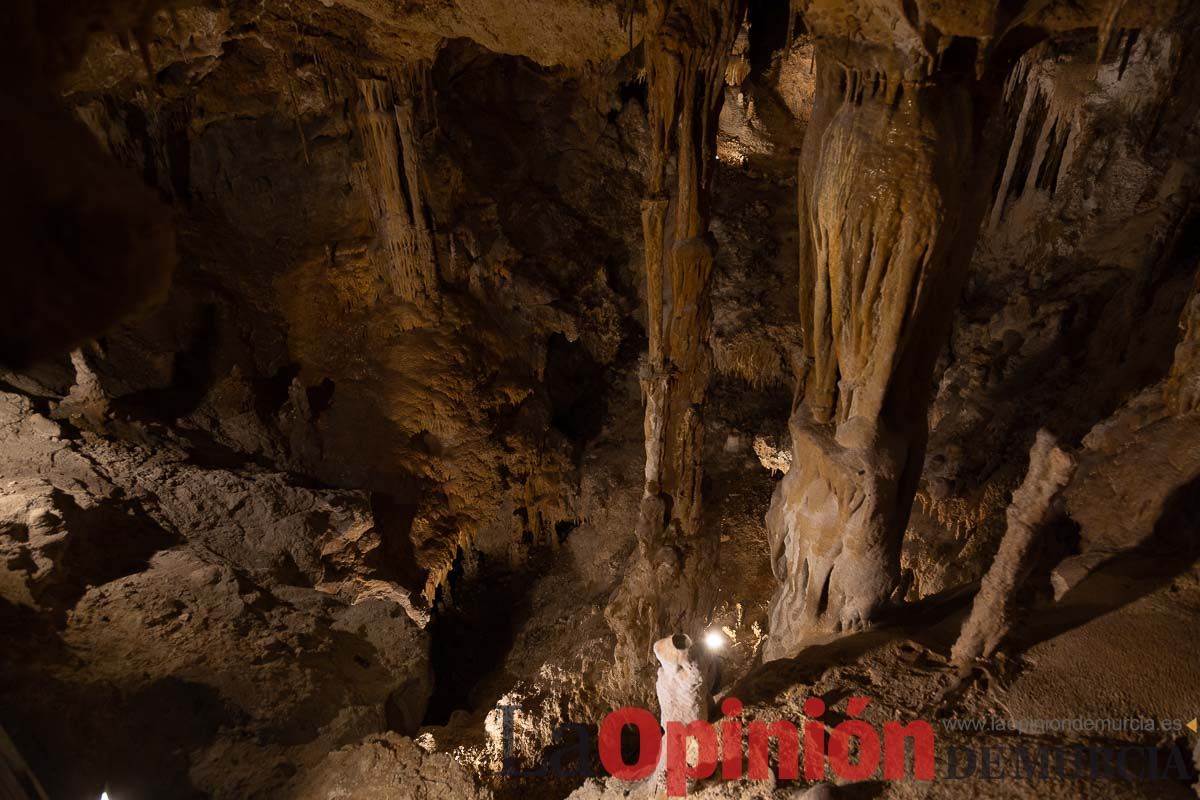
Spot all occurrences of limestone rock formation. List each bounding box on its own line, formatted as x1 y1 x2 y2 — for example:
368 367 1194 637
765 0 1194 660
0 0 177 367
606 0 747 697
0 388 433 798
764 14 996 660
912 21 1200 599
290 732 490 800
1056 271 1200 594
3 0 1200 798
950 429 1076 672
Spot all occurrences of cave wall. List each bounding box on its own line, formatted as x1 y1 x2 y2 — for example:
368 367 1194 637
909 23 1200 597
1 3 654 796
2 0 1199 797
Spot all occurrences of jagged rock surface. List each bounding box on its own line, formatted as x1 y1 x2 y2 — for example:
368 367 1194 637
2 1 1200 799
290 732 490 800
0 390 433 798
769 2 1200 660
912 24 1200 598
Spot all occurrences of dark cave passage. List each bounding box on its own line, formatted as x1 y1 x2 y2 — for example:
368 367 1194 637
421 554 539 727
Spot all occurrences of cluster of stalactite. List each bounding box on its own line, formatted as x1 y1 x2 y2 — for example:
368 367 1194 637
606 0 745 695
355 67 439 308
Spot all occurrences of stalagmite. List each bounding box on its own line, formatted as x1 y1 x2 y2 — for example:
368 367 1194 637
652 633 709 786
606 0 745 696
950 430 1076 673
654 634 707 725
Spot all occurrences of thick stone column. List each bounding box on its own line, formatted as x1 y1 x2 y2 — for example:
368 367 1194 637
606 0 745 696
764 47 994 660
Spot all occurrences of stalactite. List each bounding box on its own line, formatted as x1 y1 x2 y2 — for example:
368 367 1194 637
606 0 745 699
1097 0 1130 65
988 55 1044 229
356 72 438 306
280 51 311 166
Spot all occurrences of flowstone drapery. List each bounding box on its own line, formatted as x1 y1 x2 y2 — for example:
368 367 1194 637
356 72 439 306
763 47 988 659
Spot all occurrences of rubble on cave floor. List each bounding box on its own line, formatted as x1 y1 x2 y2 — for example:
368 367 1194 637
568 560 1200 800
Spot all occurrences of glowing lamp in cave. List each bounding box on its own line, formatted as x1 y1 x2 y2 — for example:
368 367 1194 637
703 630 725 651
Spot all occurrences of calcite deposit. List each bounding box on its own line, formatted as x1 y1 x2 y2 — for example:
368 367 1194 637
2 0 1199 798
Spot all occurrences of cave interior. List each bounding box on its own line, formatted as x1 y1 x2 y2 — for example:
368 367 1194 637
2 0 1200 798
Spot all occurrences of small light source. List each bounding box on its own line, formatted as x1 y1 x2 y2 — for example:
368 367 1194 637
704 630 725 651
101 793 110 800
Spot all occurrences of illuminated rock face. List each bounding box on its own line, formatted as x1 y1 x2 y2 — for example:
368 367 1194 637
3 1 1200 798
762 1 1196 660
1 4 649 796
